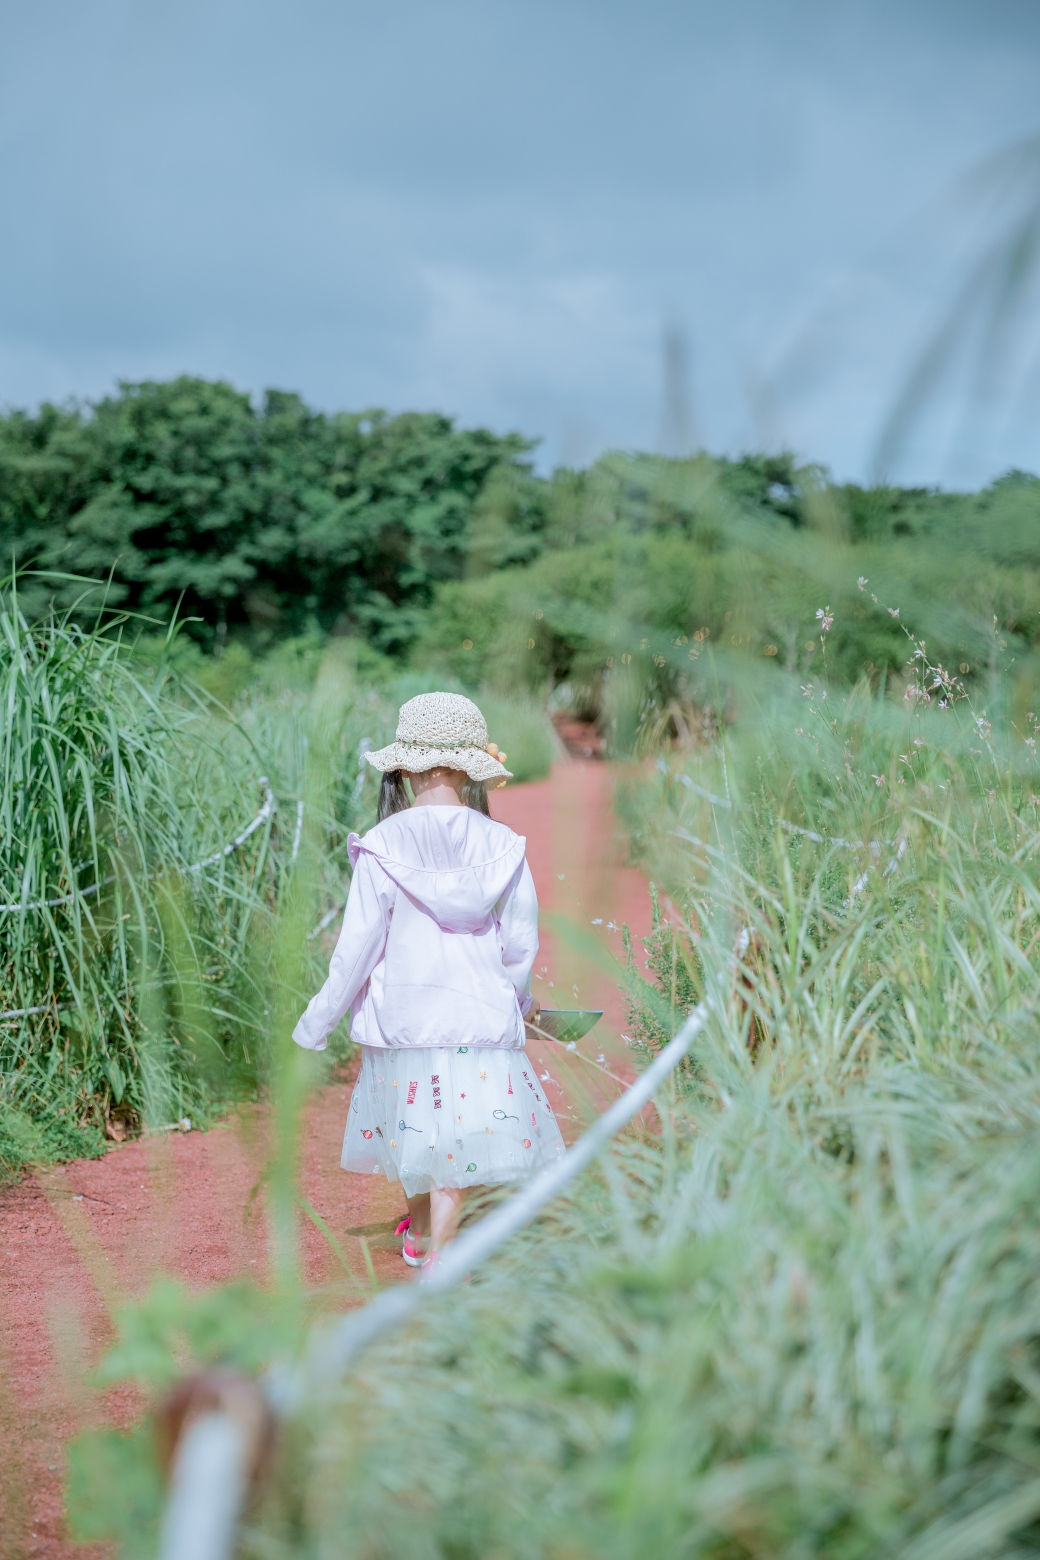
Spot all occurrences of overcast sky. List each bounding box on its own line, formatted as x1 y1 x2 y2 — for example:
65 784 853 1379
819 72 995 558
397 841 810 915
2 0 1039 482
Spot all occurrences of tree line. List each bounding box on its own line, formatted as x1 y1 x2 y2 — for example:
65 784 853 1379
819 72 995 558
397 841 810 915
3 375 1038 705
0 376 537 653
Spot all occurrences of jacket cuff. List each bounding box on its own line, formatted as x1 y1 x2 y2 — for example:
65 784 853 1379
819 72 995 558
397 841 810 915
292 1021 328 1051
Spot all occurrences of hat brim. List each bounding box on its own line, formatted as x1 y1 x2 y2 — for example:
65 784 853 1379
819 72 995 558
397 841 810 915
364 742 513 782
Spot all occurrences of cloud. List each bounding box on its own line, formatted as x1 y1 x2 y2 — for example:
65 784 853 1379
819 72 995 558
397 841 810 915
1 0 1039 480
410 266 657 462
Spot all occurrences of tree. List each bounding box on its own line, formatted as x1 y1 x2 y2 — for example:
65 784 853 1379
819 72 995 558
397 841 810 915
0 378 537 650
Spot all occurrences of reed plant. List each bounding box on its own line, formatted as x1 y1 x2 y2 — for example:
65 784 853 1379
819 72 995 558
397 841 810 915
0 586 379 1170
262 692 1040 1558
65 668 1040 1560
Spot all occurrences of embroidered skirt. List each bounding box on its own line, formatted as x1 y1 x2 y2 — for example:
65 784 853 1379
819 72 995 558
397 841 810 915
341 1044 565 1197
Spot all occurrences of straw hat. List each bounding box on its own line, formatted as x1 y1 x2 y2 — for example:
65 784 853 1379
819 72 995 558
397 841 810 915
364 692 513 783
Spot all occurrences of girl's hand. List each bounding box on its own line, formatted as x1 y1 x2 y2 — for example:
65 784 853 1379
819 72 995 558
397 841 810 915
524 997 541 1039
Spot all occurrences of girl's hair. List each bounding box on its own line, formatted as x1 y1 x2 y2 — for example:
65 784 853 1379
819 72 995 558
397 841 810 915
460 775 492 816
377 769 490 822
377 770 410 821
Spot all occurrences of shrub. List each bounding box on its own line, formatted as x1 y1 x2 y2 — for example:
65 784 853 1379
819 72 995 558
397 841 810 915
0 586 376 1161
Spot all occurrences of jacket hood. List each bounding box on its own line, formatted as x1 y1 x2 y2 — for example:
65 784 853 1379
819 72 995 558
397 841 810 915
347 806 526 933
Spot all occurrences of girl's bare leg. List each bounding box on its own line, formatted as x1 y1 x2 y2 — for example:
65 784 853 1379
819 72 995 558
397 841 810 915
406 1192 431 1242
430 1185 465 1250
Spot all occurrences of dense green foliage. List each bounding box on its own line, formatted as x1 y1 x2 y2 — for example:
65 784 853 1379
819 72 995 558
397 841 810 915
66 687 1040 1559
417 452 1040 746
5 379 1040 729
0 378 535 653
0 599 385 1170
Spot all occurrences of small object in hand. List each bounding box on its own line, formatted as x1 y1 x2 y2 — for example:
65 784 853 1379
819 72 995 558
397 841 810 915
528 1009 604 1043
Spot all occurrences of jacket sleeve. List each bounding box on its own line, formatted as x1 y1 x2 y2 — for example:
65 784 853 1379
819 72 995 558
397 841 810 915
292 851 395 1050
498 858 539 1015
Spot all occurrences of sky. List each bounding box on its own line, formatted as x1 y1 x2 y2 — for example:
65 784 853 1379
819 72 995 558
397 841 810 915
1 0 1039 483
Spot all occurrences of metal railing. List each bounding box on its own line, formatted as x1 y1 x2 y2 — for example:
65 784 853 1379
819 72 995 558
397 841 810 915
157 1001 709 1560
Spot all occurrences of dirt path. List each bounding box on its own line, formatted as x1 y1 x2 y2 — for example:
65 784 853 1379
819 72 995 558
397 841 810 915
492 759 657 1121
0 760 654 1559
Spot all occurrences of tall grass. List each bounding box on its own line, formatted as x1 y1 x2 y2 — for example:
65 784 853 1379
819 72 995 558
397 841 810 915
0 590 379 1170
63 673 1040 1560
275 699 1040 1558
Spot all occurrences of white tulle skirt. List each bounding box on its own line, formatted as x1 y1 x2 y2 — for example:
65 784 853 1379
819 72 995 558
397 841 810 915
341 1044 565 1197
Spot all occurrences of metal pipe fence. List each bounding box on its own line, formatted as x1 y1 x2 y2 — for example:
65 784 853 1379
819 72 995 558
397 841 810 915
158 1001 709 1560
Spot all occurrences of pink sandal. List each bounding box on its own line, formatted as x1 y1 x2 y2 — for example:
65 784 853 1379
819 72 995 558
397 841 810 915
396 1216 430 1268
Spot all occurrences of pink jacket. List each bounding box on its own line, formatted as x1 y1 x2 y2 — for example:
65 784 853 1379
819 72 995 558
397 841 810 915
292 805 538 1052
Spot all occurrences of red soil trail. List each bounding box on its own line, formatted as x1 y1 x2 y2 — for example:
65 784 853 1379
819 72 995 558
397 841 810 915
491 759 657 1122
0 760 655 1560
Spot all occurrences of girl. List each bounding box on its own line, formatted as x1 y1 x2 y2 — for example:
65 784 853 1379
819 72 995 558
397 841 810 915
293 691 564 1268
